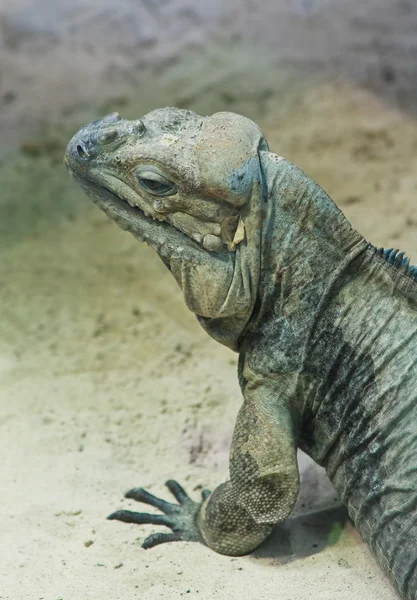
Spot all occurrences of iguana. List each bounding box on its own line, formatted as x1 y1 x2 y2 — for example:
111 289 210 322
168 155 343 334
65 108 417 599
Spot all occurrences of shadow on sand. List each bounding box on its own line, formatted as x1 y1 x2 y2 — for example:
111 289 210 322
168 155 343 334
252 504 349 564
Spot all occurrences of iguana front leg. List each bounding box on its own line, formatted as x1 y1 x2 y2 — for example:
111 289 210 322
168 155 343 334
108 387 300 556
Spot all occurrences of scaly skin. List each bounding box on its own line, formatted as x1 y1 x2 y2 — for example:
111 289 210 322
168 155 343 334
65 109 417 599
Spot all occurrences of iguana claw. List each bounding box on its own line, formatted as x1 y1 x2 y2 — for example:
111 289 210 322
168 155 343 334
107 480 211 549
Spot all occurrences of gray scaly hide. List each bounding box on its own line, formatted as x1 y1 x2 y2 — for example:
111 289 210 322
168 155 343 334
65 108 417 600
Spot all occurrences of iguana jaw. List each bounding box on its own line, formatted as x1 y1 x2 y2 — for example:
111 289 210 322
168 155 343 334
64 165 231 259
65 162 205 258
65 146 243 325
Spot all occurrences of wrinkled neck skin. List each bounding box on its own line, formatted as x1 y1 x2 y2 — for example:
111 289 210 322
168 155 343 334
241 151 368 422
196 175 263 350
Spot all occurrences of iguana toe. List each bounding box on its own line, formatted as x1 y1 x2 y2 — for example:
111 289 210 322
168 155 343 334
107 480 209 548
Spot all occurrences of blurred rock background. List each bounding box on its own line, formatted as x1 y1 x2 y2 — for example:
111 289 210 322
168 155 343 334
2 0 417 144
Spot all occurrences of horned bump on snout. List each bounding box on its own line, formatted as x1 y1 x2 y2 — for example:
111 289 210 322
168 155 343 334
67 112 146 164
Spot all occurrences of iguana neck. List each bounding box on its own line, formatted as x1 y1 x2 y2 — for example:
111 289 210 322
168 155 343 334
260 152 367 283
239 153 368 391
257 153 367 321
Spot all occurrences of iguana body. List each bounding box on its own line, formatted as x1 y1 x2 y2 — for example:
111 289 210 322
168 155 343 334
65 109 417 599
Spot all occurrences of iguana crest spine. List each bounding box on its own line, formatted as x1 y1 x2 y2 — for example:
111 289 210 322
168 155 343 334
374 246 417 280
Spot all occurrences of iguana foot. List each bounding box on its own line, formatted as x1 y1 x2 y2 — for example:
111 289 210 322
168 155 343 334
107 480 211 549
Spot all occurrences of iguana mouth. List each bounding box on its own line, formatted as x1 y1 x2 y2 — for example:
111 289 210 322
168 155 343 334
66 162 245 254
66 163 199 250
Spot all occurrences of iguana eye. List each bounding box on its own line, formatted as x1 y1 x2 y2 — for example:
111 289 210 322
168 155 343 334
138 178 173 195
134 168 176 197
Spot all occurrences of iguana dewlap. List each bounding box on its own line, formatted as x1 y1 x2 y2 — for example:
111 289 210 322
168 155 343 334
65 108 417 600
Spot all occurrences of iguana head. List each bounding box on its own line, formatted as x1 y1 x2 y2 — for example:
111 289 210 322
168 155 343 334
65 108 268 349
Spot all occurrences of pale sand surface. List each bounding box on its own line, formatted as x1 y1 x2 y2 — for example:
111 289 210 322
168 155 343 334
2 2 417 599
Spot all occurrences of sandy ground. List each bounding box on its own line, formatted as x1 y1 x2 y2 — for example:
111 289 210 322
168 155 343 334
2 2 417 599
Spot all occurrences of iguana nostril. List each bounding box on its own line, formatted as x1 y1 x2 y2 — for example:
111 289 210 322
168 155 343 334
76 144 89 160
